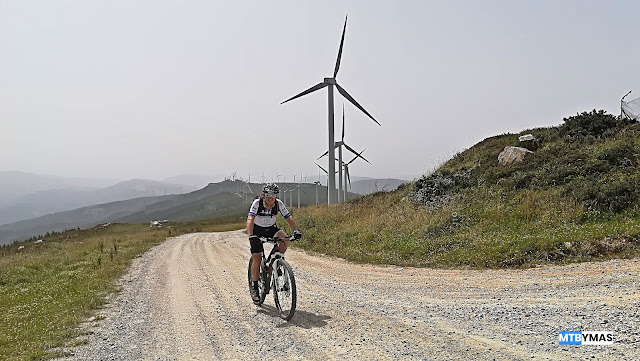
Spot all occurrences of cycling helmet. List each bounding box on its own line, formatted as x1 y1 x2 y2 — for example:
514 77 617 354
262 183 279 196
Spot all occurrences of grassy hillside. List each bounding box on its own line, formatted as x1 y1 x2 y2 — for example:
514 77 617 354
0 216 245 360
286 110 640 268
0 180 350 246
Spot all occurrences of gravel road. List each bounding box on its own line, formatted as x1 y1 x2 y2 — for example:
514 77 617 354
58 230 639 360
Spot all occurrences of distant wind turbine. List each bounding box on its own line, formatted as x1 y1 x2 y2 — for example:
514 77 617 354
342 148 370 201
317 104 368 202
282 15 380 204
315 162 329 202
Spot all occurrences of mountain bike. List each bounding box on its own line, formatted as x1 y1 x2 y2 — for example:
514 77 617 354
247 236 297 321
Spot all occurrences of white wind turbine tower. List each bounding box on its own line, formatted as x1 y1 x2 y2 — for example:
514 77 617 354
245 173 254 204
317 104 368 202
315 162 329 202
291 174 298 208
342 148 370 201
285 187 294 208
313 181 321 204
289 188 296 208
295 175 308 209
314 163 325 204
281 15 380 204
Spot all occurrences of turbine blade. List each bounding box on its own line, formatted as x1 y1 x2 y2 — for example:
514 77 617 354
316 150 329 160
346 167 351 187
281 82 328 104
333 15 348 79
342 104 345 141
314 162 328 174
342 142 359 157
344 144 371 164
335 84 381 126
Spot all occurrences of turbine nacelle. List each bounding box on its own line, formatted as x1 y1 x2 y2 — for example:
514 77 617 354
324 78 337 85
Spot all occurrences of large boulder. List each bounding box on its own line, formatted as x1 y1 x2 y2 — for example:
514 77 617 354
498 146 534 165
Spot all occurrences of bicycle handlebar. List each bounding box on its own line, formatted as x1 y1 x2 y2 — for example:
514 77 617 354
259 235 295 243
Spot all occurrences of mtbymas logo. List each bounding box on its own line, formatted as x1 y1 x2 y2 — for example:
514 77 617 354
558 331 615 345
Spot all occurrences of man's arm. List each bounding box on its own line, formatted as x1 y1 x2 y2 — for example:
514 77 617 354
246 215 255 236
285 216 299 233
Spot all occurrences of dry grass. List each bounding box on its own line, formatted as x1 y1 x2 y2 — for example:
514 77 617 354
0 216 245 361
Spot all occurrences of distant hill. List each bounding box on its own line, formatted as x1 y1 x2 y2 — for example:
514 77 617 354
0 171 119 204
0 195 176 246
0 179 189 225
301 175 410 195
0 179 357 245
162 174 222 190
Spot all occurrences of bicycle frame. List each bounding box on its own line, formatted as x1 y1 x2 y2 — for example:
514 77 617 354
259 237 291 291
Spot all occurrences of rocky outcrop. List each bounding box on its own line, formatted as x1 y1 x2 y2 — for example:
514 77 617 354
498 146 534 165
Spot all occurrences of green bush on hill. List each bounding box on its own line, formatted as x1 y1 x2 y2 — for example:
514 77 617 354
560 109 635 138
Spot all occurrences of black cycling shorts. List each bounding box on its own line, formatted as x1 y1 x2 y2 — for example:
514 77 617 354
250 225 280 254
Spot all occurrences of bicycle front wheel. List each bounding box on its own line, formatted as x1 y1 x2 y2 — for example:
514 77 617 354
272 259 297 321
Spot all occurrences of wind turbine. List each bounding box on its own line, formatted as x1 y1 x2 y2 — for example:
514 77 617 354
317 104 368 202
313 181 321 204
342 148 370 201
315 162 329 203
282 15 380 204
245 174 254 203
295 174 309 208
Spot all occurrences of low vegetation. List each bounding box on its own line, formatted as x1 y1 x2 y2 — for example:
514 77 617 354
0 216 245 360
287 110 640 268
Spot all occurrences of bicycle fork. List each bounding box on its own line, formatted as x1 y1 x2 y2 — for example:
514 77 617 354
261 250 286 294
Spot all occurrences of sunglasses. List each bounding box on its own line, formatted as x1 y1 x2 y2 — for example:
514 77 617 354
264 193 277 198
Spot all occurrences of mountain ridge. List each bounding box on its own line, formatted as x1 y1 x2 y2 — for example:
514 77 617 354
0 178 190 225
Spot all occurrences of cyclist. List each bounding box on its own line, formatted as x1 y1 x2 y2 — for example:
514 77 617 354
247 183 301 304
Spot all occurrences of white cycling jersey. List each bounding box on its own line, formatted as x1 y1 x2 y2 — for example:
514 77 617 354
248 198 291 228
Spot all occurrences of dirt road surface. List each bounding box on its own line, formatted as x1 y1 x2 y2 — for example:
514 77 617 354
59 230 639 360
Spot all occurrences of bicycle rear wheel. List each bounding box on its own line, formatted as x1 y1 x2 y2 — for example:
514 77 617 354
272 259 297 320
247 257 267 305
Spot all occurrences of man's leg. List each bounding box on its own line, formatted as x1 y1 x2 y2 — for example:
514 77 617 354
251 252 261 281
249 236 263 303
275 230 291 253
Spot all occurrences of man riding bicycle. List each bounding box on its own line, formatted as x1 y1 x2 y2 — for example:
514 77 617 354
247 183 301 304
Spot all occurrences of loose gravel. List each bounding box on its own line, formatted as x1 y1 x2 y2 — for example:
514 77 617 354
57 230 640 360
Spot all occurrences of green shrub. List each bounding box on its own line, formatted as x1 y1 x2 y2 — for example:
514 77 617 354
566 173 640 213
560 109 635 138
410 167 474 208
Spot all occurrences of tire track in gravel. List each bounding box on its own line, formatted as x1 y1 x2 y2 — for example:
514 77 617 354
60 230 640 361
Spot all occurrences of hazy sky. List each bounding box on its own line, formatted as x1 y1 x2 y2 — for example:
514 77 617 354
2 1 639 182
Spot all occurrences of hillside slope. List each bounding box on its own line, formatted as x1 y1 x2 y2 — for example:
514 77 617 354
290 110 640 268
0 180 347 245
0 179 188 225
